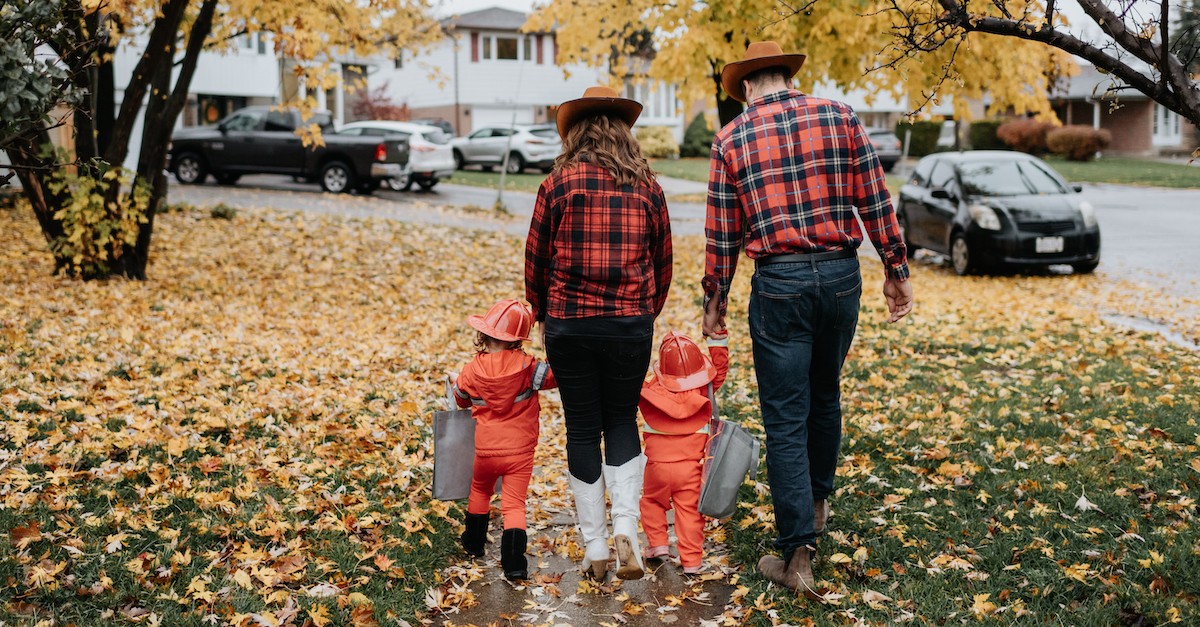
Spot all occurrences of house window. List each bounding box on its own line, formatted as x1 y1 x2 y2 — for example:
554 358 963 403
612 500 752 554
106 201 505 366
479 34 530 62
623 81 678 120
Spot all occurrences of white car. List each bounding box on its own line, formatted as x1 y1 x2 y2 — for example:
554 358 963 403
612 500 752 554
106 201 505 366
338 121 456 191
451 124 562 174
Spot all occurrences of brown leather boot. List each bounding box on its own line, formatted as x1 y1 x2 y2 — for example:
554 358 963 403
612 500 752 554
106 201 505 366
814 500 829 535
757 546 816 596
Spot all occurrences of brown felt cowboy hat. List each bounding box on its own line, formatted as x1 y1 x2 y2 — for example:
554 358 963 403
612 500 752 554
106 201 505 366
721 41 807 103
555 85 643 137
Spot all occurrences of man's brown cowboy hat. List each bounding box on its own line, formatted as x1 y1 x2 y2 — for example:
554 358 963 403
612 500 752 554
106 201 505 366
555 85 642 137
721 41 806 103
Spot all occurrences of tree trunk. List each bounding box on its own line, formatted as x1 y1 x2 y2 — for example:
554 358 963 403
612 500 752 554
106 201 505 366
8 129 71 274
713 71 744 127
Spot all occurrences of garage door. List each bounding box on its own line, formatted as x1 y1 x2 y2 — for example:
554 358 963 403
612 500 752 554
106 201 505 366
471 107 534 132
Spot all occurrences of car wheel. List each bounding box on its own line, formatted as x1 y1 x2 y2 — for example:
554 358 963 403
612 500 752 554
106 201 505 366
453 149 465 170
950 232 979 276
1072 260 1100 274
505 152 525 175
320 161 355 194
174 153 207 185
897 210 919 252
213 172 240 186
387 170 413 192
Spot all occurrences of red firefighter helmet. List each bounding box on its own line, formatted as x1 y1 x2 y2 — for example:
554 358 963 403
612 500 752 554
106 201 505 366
467 299 532 342
652 331 717 392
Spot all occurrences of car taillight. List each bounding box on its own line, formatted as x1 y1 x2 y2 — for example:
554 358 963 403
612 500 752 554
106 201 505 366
374 143 387 161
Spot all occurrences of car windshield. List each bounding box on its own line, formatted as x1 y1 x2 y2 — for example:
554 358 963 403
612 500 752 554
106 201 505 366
959 159 1069 196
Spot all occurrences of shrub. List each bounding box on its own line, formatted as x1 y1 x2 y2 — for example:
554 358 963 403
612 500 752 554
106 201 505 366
680 113 715 158
1046 125 1112 161
635 125 679 159
46 163 150 279
967 120 1007 150
996 118 1057 155
894 120 942 157
210 203 238 220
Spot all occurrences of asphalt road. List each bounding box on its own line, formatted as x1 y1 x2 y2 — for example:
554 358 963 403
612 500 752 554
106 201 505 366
167 174 1199 296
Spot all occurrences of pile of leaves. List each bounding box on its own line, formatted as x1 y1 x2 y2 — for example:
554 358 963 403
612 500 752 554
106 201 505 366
2 200 1198 625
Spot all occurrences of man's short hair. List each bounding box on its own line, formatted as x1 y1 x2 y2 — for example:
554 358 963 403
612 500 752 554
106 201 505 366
743 66 792 89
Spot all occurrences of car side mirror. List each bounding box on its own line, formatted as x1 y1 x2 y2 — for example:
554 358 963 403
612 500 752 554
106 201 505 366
217 122 229 134
931 187 953 200
1071 183 1083 193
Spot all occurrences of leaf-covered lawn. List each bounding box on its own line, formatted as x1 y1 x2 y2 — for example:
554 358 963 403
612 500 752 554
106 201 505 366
1 200 1197 625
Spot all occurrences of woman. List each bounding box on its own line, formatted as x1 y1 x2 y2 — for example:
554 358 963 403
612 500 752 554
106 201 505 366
525 86 673 580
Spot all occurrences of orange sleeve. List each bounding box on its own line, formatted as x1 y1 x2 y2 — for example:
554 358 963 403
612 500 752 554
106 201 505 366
540 362 558 391
708 345 730 391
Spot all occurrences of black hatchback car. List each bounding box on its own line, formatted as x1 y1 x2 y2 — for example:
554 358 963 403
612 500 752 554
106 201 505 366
897 151 1101 275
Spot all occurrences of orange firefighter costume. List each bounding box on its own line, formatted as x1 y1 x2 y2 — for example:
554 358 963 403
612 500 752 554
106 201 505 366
638 332 729 573
452 300 556 581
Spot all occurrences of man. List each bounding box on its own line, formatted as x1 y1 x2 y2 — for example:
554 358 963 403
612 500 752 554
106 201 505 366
702 41 914 595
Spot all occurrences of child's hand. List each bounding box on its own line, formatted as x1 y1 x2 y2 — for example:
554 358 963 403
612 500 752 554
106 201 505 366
445 371 459 385
708 330 728 341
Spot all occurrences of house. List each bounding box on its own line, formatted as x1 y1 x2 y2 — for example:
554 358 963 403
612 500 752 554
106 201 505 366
1051 63 1196 155
375 7 686 139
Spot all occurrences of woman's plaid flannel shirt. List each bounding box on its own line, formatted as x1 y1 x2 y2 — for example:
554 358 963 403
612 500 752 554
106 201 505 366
525 161 673 322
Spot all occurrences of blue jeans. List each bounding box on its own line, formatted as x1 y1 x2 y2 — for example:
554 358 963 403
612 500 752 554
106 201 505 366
749 256 861 555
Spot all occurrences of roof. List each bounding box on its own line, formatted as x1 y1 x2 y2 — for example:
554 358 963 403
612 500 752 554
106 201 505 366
443 7 535 32
1051 63 1149 101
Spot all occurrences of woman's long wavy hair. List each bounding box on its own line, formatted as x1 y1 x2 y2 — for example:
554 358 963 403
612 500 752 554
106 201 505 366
553 114 656 188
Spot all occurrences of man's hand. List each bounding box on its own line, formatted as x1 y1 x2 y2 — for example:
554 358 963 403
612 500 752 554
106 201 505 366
883 277 914 323
702 295 726 338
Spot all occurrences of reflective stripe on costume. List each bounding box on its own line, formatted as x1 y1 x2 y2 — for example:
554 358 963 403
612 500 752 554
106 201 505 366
465 361 549 407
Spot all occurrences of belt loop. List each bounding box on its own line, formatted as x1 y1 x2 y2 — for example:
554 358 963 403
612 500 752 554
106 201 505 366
810 256 817 273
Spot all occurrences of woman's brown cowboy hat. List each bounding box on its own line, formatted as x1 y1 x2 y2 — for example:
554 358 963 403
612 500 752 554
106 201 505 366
721 41 806 103
555 85 643 137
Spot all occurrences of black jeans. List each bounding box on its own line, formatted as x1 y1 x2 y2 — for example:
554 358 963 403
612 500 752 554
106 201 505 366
545 336 651 483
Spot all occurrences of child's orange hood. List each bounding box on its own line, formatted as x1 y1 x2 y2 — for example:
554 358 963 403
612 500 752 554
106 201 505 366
640 377 711 420
462 350 536 415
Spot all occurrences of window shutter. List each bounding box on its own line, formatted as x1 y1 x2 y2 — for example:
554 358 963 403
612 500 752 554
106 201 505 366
471 32 479 62
552 36 558 65
536 34 544 64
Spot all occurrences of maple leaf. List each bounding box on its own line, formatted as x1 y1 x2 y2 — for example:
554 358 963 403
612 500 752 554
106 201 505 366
10 522 42 549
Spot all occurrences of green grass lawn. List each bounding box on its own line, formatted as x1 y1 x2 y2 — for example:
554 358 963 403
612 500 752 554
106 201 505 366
1044 155 1200 188
446 168 548 193
651 158 710 182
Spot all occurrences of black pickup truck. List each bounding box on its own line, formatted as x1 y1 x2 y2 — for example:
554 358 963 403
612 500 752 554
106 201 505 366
168 107 409 193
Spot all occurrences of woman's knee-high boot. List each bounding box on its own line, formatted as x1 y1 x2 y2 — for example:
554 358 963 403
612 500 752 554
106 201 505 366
568 473 610 579
604 454 646 580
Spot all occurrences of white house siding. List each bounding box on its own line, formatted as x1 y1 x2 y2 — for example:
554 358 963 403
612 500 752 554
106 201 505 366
374 31 602 134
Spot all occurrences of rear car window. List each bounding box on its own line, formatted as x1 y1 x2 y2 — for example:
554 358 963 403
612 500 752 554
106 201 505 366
529 128 560 140
421 130 451 144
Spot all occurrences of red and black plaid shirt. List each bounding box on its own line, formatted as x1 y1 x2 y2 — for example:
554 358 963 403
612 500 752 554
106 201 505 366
525 161 673 322
704 90 908 309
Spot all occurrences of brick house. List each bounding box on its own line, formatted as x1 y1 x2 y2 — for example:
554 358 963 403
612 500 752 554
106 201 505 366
1051 63 1197 155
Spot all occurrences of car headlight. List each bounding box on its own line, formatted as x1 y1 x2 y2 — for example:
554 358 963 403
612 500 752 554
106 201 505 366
969 204 1002 231
1078 201 1097 228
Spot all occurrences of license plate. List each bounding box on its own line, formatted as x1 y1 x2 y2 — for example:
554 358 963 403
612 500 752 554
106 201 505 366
1035 236 1064 253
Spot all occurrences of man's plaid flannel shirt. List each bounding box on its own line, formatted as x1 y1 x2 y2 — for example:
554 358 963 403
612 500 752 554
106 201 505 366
526 161 673 322
703 90 908 312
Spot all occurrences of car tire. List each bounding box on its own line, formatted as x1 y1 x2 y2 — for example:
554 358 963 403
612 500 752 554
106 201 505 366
417 179 438 192
505 152 525 175
387 170 413 192
214 172 240 186
950 232 983 276
174 153 207 185
897 210 919 252
319 161 355 194
1072 260 1100 274
453 149 465 170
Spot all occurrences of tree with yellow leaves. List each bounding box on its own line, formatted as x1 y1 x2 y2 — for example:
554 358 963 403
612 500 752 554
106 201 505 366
2 0 441 279
527 0 1075 127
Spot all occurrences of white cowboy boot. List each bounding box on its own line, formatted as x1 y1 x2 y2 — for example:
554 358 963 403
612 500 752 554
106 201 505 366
569 473 610 579
603 454 646 580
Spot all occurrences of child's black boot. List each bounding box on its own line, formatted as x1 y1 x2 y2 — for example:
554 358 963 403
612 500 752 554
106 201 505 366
500 528 528 580
461 513 489 557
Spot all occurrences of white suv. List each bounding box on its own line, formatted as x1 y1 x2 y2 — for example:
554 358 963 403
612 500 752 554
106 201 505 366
338 121 456 191
451 125 562 174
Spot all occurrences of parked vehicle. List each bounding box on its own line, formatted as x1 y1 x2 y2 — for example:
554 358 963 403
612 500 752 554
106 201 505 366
410 118 455 136
866 128 902 172
897 151 1100 275
168 106 408 194
338 121 455 191
450 124 561 174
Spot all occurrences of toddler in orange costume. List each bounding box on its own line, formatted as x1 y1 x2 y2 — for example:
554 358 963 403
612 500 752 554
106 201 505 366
639 331 729 574
452 299 556 581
